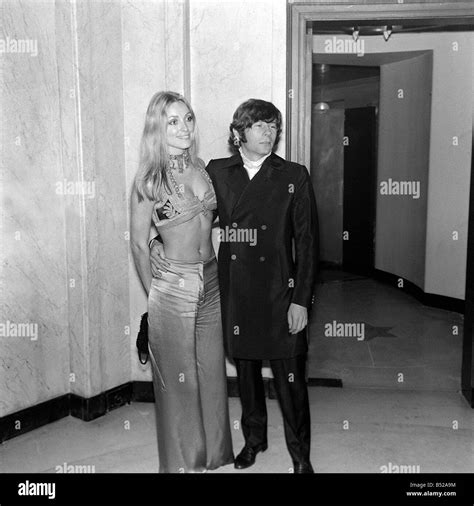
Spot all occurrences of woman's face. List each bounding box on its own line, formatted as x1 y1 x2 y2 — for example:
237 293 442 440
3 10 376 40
165 101 195 154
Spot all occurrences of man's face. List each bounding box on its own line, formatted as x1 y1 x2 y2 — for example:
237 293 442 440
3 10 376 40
240 120 277 160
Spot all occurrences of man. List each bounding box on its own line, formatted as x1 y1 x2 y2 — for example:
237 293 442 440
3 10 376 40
152 99 319 473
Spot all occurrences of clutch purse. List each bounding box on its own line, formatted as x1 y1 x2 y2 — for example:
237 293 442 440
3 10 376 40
136 312 149 365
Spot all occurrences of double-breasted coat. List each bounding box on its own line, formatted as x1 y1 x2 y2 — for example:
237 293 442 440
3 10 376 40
206 152 319 360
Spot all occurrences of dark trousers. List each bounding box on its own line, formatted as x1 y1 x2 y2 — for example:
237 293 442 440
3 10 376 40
234 354 311 465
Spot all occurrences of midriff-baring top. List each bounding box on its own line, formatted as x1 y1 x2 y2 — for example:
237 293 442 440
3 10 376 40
152 165 217 231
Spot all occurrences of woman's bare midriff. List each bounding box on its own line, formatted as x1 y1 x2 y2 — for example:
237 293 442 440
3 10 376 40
159 212 215 262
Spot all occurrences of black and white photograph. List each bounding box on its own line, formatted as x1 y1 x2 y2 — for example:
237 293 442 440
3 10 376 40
1 0 473 504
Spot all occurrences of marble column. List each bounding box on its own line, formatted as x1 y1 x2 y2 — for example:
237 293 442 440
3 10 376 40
63 0 131 397
1 0 132 417
1 0 70 417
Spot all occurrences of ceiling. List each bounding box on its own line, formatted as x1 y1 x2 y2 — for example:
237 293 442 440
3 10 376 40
310 20 474 34
312 50 431 67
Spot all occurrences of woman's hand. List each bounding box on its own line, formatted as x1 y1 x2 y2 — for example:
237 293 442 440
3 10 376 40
130 189 154 294
287 303 308 335
150 238 170 275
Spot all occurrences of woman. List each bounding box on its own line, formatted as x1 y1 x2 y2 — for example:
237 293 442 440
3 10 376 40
130 91 234 473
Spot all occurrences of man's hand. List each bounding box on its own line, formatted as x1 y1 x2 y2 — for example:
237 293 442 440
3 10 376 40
149 238 170 276
287 303 308 335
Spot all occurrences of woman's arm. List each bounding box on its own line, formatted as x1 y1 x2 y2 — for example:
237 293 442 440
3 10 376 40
130 188 155 295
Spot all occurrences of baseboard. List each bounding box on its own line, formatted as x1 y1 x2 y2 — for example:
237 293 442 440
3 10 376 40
226 377 278 399
319 263 464 314
373 269 464 313
0 395 70 444
0 377 341 444
130 378 336 401
308 377 343 388
69 383 133 422
0 384 133 444
461 387 474 408
131 381 154 402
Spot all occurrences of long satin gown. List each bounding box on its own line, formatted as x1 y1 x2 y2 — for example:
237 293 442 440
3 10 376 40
147 167 234 473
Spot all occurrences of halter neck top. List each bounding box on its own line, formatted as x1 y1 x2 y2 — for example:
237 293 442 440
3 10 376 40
152 164 217 231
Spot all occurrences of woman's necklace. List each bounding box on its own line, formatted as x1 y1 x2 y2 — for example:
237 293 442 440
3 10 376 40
166 167 184 198
168 150 190 174
166 158 212 202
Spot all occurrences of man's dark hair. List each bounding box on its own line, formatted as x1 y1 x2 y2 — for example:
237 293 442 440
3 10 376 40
228 99 282 152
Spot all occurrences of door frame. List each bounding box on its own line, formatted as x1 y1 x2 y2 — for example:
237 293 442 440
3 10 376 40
287 1 474 406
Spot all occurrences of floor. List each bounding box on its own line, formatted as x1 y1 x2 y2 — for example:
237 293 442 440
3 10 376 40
308 269 464 391
0 388 472 474
0 270 472 474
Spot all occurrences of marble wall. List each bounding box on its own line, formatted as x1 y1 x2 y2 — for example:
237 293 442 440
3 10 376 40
4 0 470 418
189 0 287 379
1 0 288 415
189 0 287 162
1 1 71 416
2 0 131 417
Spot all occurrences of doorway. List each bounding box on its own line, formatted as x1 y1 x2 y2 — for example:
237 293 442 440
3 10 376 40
310 63 379 276
343 106 377 276
288 3 474 405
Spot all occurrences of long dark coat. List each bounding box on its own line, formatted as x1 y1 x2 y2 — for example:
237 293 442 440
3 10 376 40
206 152 319 360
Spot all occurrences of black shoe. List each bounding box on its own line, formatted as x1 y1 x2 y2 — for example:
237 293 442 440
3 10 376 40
293 461 314 474
234 444 268 469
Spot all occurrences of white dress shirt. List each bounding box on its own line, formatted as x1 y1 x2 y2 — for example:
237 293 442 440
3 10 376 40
239 148 272 180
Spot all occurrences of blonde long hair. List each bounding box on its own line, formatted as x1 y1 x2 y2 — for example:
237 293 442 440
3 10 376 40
134 91 198 202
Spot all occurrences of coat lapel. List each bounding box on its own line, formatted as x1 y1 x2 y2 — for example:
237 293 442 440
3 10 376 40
231 153 286 215
222 156 249 215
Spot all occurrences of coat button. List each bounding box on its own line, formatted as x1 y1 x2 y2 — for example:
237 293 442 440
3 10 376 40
232 222 237 228
231 254 237 260
261 225 267 230
259 256 265 262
